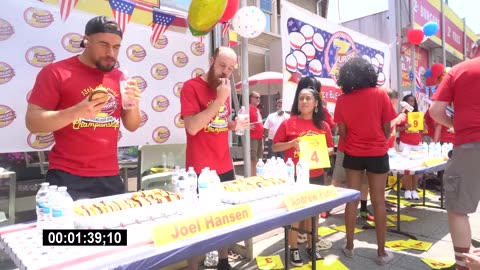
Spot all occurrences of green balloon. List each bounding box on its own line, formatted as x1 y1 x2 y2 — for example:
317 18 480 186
189 24 208 37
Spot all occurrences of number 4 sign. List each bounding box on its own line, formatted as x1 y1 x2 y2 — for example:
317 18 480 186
407 112 424 131
298 134 331 169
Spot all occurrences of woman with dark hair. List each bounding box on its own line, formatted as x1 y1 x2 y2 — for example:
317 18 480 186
273 76 334 266
334 56 397 265
396 94 422 200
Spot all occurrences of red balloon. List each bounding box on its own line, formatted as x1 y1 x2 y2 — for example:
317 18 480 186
431 63 444 77
426 76 438 86
407 28 425 45
219 0 240 22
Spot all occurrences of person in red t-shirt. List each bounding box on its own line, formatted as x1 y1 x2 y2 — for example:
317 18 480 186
425 108 455 144
249 91 264 176
429 39 480 270
180 46 247 270
396 94 422 200
334 57 397 265
273 76 334 266
25 16 141 200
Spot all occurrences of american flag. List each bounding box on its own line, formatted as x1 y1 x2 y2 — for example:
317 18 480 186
151 8 175 44
222 21 231 38
58 0 79 21
109 0 136 33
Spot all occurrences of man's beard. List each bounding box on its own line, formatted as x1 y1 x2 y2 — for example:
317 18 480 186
206 68 226 89
95 58 116 72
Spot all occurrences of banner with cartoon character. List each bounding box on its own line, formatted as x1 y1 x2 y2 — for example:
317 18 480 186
280 1 391 111
0 0 210 153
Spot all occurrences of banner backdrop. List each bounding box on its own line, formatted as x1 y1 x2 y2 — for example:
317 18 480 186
280 1 391 111
0 0 210 153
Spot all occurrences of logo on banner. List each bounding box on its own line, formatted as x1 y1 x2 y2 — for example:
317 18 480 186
172 51 189 68
153 35 168 49
173 82 183 98
0 62 15 85
151 95 170 112
0 19 14 41
27 132 54 149
0 105 16 128
126 44 146 62
324 31 357 81
174 112 184 128
25 46 55 68
61 33 84 53
191 68 205 78
190 41 205 56
152 126 170 144
23 7 54 28
131 76 147 92
139 110 148 127
151 63 169 80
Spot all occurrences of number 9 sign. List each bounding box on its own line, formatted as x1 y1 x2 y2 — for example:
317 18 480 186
407 112 424 131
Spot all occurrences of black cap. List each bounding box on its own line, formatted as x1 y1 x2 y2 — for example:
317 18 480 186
80 16 123 48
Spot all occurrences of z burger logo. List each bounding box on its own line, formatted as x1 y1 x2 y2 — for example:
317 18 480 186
0 105 16 128
172 51 189 68
62 33 83 53
27 132 54 149
151 63 168 80
25 46 55 68
152 126 170 144
174 112 184 128
126 44 147 62
173 82 183 98
191 41 205 56
191 68 205 78
153 35 168 49
151 95 169 112
132 76 148 92
23 7 54 28
0 62 15 85
0 19 14 41
139 110 148 127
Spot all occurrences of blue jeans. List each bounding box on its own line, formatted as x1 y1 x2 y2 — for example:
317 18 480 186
267 139 284 159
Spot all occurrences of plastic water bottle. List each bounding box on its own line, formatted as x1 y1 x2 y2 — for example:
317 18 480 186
204 250 219 267
36 182 49 231
441 143 449 157
197 168 211 203
296 159 310 185
235 106 249 136
286 158 295 185
186 167 198 201
421 142 428 155
256 159 265 176
434 143 442 158
428 142 435 158
277 157 287 180
177 168 188 200
51 187 74 229
264 159 272 178
43 185 58 229
210 170 222 205
171 166 180 192
167 152 175 169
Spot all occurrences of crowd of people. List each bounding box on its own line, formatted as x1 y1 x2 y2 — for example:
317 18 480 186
23 14 480 270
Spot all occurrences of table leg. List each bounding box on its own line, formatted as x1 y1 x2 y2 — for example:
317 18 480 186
410 173 446 210
311 216 317 270
284 225 290 269
122 168 129 193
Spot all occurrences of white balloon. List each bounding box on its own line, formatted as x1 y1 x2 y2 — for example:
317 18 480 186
232 6 266 39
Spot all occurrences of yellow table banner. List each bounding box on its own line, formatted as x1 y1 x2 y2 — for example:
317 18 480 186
283 185 338 211
152 204 253 247
298 134 330 169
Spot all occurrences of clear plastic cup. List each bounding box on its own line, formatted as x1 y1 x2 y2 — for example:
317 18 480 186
120 80 135 110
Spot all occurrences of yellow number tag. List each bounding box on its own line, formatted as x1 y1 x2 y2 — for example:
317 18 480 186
298 134 330 169
407 112 424 131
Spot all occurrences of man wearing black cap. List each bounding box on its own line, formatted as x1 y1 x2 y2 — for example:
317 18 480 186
25 16 141 200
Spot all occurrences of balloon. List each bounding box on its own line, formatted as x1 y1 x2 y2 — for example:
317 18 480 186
426 76 437 86
407 28 425 45
219 0 239 23
423 21 439 37
189 24 208 37
232 6 266 39
188 0 227 32
424 68 432 78
431 63 444 77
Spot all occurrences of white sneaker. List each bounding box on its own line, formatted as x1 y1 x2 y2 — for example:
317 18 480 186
411 190 420 200
376 250 394 265
404 190 412 200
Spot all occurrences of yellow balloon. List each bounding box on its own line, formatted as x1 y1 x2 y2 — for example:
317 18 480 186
188 0 227 32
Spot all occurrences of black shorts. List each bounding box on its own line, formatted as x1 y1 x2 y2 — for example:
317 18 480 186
218 169 236 182
46 169 124 201
310 174 325 185
343 153 390 174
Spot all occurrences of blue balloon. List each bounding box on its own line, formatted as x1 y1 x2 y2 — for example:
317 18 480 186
423 21 439 37
425 68 433 77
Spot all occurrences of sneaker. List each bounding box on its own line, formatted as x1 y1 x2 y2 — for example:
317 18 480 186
404 190 412 200
320 211 330 218
290 249 303 267
216 259 232 270
316 238 333 250
376 250 394 265
297 233 307 244
306 247 323 261
359 210 375 221
342 246 354 258
411 190 420 200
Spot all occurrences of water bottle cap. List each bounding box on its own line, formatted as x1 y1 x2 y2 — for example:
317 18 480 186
49 185 58 190
40 182 49 186
58 186 67 191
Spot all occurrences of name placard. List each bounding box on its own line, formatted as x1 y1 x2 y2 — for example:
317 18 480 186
152 204 253 246
283 185 338 210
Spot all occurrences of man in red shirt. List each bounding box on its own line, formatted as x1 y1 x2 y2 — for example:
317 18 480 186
26 16 141 200
180 46 247 270
429 39 480 270
249 91 264 176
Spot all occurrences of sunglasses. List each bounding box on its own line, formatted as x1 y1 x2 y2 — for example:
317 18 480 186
251 96 261 99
